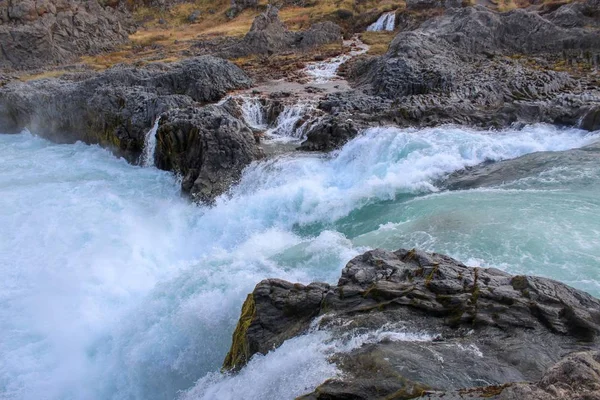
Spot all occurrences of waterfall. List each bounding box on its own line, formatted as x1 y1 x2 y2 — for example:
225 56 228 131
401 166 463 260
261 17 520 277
141 117 160 167
304 35 370 83
367 11 397 32
240 97 267 130
269 104 313 140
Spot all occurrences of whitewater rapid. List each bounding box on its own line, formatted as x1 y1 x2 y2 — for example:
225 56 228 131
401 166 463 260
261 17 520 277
1 124 600 400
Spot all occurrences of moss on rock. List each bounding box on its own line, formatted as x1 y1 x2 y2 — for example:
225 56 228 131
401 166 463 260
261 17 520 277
222 293 256 371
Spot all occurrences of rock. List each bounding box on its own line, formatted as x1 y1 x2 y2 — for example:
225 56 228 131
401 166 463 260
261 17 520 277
294 4 600 151
582 106 600 132
187 9 200 22
0 0 135 70
441 141 600 191
299 115 360 152
0 56 252 161
155 105 262 203
406 0 442 10
224 248 600 398
424 350 600 399
221 6 342 58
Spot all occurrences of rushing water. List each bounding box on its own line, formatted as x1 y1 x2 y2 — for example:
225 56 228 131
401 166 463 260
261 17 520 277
367 11 397 32
1 124 600 400
141 118 160 167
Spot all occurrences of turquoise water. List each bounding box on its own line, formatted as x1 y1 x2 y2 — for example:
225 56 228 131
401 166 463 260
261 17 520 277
1 125 599 400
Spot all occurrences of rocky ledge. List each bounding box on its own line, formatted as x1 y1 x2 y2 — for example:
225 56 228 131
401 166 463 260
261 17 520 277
0 55 262 203
224 248 600 399
300 1 600 152
0 0 134 70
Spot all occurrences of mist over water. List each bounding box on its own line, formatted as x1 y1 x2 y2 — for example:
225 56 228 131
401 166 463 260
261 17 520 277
1 124 599 400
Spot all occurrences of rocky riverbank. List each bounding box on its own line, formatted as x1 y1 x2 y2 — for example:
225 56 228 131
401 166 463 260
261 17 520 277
0 1 599 205
224 247 600 399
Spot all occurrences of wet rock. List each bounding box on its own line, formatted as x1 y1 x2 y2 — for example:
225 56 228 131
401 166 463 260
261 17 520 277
0 56 251 161
582 106 600 132
0 0 134 70
425 350 600 399
224 248 600 397
441 141 600 191
155 105 262 204
299 115 360 152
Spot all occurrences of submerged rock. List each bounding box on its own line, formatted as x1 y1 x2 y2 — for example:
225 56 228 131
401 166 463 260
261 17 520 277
224 248 600 398
441 140 600 191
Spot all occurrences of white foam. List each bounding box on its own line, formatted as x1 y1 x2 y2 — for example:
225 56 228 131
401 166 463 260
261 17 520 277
141 117 160 167
240 97 267 130
1 124 599 400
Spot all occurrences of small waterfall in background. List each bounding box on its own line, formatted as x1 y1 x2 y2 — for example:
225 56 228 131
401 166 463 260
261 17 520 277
241 97 268 130
269 104 313 140
304 35 370 83
141 117 160 167
367 11 397 32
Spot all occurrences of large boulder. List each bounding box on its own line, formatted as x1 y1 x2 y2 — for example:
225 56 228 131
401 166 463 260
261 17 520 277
0 56 252 160
155 105 262 203
0 0 134 70
224 248 600 398
221 6 342 58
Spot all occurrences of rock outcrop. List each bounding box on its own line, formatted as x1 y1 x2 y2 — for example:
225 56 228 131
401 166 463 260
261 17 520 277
155 105 262 203
224 248 600 398
301 3 600 151
221 7 342 58
0 56 251 159
0 0 134 70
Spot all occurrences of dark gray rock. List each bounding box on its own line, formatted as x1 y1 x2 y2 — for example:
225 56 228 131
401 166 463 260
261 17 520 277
299 5 600 150
221 6 342 58
299 115 360 152
155 105 262 203
582 106 600 132
0 56 252 161
224 248 600 398
0 0 134 70
406 0 442 10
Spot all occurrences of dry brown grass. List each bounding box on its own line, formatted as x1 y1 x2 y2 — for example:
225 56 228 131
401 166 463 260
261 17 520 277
360 31 396 55
19 70 68 81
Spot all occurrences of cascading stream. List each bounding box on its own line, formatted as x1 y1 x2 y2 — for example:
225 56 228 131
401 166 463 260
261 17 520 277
1 124 600 400
141 117 161 167
367 11 397 32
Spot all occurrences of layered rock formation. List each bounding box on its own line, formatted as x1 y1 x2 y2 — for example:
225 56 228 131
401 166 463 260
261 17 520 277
224 248 600 398
300 2 600 151
0 0 134 70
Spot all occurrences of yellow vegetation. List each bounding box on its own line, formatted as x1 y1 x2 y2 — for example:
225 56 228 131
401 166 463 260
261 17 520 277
360 31 396 55
18 70 68 81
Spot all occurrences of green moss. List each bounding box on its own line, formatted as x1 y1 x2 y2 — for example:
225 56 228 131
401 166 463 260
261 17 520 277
511 275 529 291
425 264 439 287
222 293 256 371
